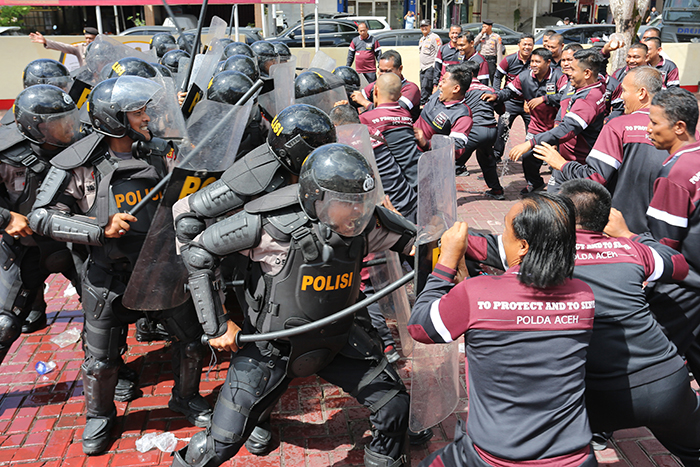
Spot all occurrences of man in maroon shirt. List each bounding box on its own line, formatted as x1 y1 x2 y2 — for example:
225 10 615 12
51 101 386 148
347 22 381 83
642 37 680 88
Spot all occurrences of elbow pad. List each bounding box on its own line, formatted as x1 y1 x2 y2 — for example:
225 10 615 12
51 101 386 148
188 179 247 219
28 208 104 246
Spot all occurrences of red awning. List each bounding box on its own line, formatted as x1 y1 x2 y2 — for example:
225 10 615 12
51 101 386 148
0 0 314 5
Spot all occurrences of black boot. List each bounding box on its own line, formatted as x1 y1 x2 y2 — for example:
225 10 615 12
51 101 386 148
114 359 141 402
21 288 46 334
82 358 119 455
135 317 170 342
169 340 212 427
364 446 406 467
244 421 272 455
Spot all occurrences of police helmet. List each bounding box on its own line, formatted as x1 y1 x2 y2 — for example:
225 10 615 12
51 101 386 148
332 66 361 94
295 71 331 99
23 59 71 91
14 84 81 148
178 32 197 54
150 62 173 78
87 76 162 141
299 143 378 237
271 42 292 63
251 41 279 76
207 70 254 106
268 104 336 175
160 49 190 75
220 55 259 82
108 57 158 79
150 33 177 58
223 41 254 60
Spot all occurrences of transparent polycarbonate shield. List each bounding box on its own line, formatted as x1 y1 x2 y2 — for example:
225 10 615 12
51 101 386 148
409 340 461 432
257 57 296 117
308 50 336 71
86 34 151 78
122 100 252 311
359 73 369 89
180 99 253 171
417 135 456 245
175 56 191 90
191 16 228 92
295 85 349 115
147 76 189 141
368 251 414 357
335 123 384 202
295 50 312 72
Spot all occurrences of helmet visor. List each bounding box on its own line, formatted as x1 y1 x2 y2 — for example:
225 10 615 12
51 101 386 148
315 189 376 237
37 107 82 147
110 75 163 112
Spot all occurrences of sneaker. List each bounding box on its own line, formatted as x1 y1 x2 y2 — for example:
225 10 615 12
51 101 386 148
455 165 470 177
384 345 400 364
520 182 545 195
484 189 505 201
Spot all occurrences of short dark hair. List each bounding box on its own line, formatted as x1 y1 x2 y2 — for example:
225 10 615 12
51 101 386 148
652 87 699 136
629 42 649 54
461 31 475 43
573 49 605 76
644 27 661 37
329 104 360 126
519 33 534 43
449 24 463 32
563 43 583 52
627 66 663 95
379 49 402 68
548 33 564 46
559 179 612 232
513 193 577 288
444 63 472 95
643 36 662 49
543 29 557 38
531 47 552 62
461 59 480 77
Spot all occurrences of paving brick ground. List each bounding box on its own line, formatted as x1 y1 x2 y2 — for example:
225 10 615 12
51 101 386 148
0 115 695 467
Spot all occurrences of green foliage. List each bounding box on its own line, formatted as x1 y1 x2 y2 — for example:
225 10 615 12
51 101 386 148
127 12 146 27
0 6 31 27
514 9 521 29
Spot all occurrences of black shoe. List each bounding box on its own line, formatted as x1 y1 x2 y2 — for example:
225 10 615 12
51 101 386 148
135 317 170 342
245 422 272 456
408 427 433 445
21 309 47 334
520 182 545 195
590 432 612 451
484 189 505 201
114 362 140 402
169 393 212 428
455 165 470 177
82 410 116 455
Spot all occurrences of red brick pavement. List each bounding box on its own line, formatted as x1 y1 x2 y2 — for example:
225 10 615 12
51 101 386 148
0 116 692 466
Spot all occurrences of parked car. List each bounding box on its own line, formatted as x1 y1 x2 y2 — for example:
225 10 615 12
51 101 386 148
341 16 391 32
0 26 21 36
534 24 616 44
460 22 522 45
268 20 358 47
371 29 450 47
119 26 178 36
184 27 264 45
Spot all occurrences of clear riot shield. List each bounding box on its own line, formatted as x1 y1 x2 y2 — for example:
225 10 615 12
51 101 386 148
409 134 459 432
308 50 336 71
296 68 349 114
368 251 414 357
86 35 152 80
335 123 384 202
147 75 189 141
121 99 254 311
257 57 296 118
295 50 312 72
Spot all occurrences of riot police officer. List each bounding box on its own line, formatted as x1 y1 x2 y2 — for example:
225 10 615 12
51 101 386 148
172 143 415 467
0 84 83 362
150 33 177 59
28 76 212 455
22 59 72 90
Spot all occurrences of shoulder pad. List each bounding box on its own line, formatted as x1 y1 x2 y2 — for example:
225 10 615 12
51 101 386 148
32 166 71 209
244 184 299 214
375 205 417 236
51 132 106 170
0 110 15 126
0 139 32 167
0 124 26 153
262 206 310 242
221 143 282 196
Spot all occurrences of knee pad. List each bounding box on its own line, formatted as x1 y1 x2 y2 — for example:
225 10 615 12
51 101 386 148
182 244 217 273
0 312 21 347
173 430 219 467
183 339 206 361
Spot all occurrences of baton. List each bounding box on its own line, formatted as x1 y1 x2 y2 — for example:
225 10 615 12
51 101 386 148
180 0 209 93
160 0 184 33
202 270 415 346
127 78 264 217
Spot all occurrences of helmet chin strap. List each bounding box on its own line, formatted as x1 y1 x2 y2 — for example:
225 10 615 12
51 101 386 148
126 127 151 143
